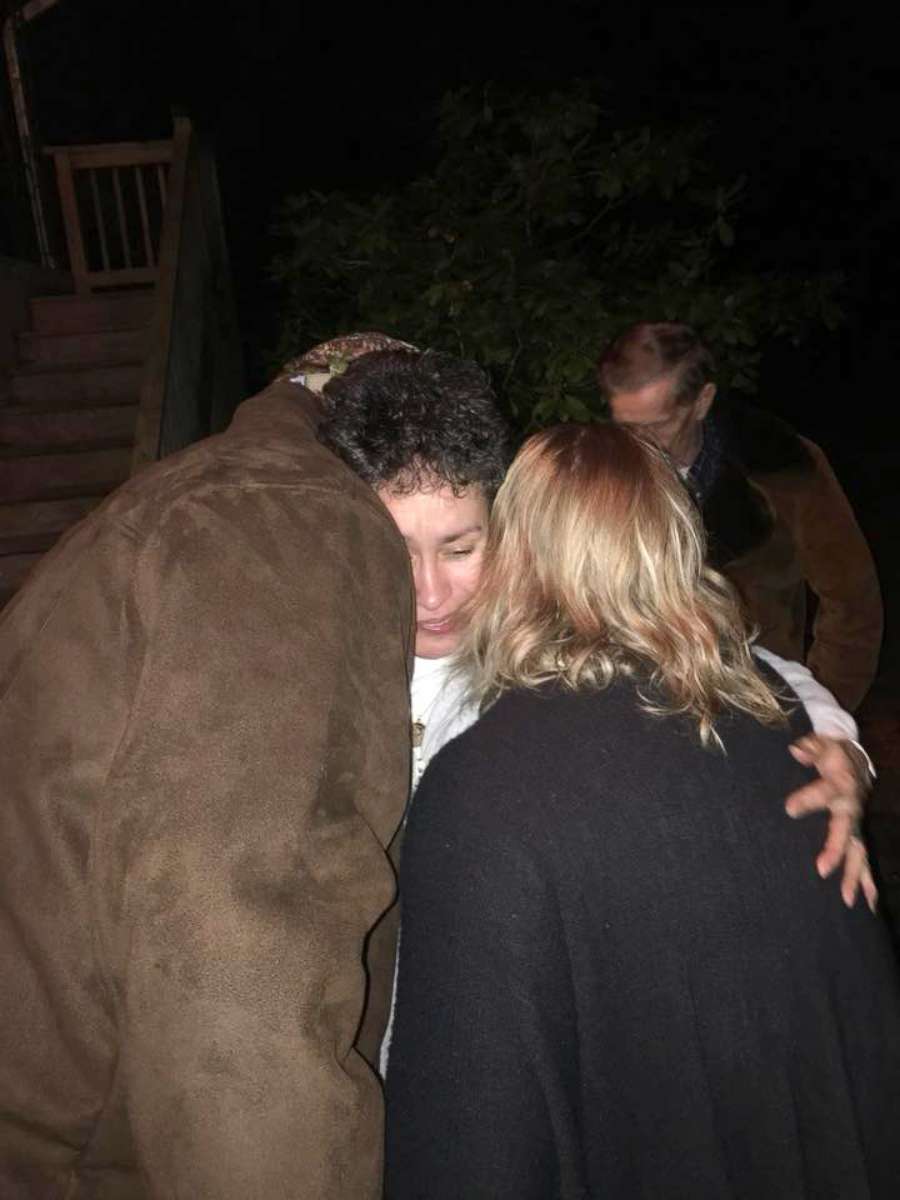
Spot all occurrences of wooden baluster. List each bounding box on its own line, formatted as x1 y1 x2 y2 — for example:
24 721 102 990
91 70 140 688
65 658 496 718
157 162 167 205
52 149 90 294
112 166 132 269
134 164 155 268
89 167 111 271
133 118 192 471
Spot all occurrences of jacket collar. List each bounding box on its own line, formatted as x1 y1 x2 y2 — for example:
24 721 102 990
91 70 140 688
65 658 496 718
711 397 813 477
227 377 326 444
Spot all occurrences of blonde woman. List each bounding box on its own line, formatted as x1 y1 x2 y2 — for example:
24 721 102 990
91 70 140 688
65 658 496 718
384 422 900 1199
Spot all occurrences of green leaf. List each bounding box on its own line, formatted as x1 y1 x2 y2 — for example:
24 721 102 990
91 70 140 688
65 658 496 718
269 82 843 428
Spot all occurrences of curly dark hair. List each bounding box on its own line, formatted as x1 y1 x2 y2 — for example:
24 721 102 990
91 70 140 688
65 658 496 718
318 349 514 498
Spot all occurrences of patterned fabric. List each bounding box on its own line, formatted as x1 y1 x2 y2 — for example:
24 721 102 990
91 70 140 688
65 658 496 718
278 331 419 390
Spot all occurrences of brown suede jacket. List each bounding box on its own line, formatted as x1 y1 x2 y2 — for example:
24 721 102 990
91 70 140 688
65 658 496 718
0 380 413 1199
702 401 883 711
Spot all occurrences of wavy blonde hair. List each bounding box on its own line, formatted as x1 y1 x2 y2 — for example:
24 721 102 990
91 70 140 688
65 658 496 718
460 422 786 747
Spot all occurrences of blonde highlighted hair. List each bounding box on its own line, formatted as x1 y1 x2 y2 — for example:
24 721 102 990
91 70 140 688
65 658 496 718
461 422 786 747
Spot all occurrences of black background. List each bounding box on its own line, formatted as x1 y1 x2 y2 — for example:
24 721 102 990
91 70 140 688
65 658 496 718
21 0 900 688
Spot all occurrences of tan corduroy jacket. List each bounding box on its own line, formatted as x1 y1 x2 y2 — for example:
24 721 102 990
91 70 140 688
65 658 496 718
0 380 412 1199
701 402 882 712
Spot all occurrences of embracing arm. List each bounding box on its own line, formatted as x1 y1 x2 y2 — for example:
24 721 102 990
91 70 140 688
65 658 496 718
97 490 410 1199
754 645 858 742
753 645 876 911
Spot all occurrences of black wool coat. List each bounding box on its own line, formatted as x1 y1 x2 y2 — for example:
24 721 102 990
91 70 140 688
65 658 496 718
385 674 900 1200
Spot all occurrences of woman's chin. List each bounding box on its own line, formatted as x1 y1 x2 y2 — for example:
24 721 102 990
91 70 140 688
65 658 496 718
415 629 461 660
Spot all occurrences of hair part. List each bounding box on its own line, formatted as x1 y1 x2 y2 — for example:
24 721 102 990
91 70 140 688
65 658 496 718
460 421 786 748
318 349 513 499
597 321 716 408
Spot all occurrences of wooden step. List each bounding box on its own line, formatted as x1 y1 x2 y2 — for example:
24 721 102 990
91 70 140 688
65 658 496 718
17 327 148 369
30 290 155 335
2 448 131 503
0 497 101 555
0 405 138 452
10 362 143 409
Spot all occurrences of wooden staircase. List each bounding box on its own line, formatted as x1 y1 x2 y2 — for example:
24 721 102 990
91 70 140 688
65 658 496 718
0 116 243 610
0 289 154 605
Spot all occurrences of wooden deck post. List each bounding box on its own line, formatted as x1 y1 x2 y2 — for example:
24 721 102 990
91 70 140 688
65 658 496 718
52 150 90 295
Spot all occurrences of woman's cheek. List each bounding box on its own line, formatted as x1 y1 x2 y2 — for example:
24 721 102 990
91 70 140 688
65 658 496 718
463 550 487 597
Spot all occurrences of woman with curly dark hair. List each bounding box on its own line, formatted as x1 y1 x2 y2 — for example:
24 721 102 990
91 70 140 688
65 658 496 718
318 347 515 790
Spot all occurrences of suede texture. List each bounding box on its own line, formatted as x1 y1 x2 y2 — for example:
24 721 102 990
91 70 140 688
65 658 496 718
704 402 883 711
0 380 413 1198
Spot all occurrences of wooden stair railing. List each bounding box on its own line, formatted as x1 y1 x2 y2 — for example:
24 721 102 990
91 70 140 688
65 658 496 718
38 116 243 472
0 120 243 607
44 137 173 295
131 116 244 470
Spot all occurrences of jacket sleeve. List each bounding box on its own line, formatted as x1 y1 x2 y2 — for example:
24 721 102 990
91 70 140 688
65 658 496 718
96 487 411 1200
752 646 858 741
791 440 882 711
384 751 584 1200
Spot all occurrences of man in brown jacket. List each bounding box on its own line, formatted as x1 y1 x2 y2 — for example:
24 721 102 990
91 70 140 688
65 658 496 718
0 358 413 1197
599 321 883 712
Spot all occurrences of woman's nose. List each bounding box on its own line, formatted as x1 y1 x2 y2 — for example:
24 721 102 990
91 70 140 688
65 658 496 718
415 558 451 612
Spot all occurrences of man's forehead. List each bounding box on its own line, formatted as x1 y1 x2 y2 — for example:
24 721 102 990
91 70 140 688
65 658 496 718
610 375 681 420
377 482 489 535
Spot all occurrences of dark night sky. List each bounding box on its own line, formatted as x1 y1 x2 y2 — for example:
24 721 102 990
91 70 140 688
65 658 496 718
12 0 900 674
21 0 900 430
